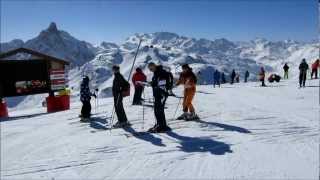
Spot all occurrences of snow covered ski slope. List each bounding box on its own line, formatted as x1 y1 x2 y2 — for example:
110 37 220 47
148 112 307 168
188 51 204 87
1 79 319 179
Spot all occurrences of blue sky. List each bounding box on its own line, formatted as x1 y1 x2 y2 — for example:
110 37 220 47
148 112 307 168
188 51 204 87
1 0 318 44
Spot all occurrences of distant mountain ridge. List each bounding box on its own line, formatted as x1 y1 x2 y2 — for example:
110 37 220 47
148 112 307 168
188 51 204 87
1 22 318 108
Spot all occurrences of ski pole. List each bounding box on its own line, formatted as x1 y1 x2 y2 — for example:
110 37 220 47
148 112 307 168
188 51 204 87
142 90 145 130
172 96 182 120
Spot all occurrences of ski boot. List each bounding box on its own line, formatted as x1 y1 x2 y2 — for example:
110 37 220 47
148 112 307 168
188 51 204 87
80 117 90 122
112 121 131 128
186 112 200 121
148 125 171 133
176 112 188 120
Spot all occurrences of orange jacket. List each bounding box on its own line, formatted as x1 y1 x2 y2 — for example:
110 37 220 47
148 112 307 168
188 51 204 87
176 71 197 90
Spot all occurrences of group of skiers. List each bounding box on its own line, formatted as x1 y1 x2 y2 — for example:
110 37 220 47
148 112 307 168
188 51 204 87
212 69 250 87
79 57 319 132
79 63 199 133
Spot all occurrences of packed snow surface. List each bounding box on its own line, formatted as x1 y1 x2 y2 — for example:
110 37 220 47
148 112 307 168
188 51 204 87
1 79 319 179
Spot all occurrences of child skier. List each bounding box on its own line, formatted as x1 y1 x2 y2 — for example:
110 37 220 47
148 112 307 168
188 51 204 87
176 64 199 121
80 76 96 122
283 63 289 79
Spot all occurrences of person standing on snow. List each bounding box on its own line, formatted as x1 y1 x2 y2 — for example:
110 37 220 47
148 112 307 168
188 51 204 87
213 70 221 88
221 72 227 84
235 73 240 83
112 65 130 128
80 76 96 122
147 62 172 133
311 59 319 79
283 63 289 79
132 67 147 105
230 69 236 84
244 70 250 83
299 59 309 88
176 64 199 121
259 67 266 87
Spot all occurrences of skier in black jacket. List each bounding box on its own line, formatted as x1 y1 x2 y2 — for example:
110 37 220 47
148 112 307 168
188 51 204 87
112 65 130 128
230 69 236 84
299 59 309 88
147 62 172 133
80 76 96 122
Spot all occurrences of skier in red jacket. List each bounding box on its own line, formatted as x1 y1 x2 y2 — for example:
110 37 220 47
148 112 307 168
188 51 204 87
311 59 319 79
132 67 147 105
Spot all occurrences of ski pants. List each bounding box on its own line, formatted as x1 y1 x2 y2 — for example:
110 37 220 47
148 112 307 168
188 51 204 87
114 93 128 123
81 100 91 118
213 80 220 87
133 86 144 104
183 87 196 113
153 90 168 128
284 71 289 79
311 69 318 79
299 71 307 87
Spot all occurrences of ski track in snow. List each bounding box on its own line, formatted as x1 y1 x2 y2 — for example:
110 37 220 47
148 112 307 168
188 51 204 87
1 79 319 179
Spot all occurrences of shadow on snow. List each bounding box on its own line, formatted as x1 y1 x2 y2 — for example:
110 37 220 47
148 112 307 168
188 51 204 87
195 119 252 134
165 131 233 155
123 126 166 147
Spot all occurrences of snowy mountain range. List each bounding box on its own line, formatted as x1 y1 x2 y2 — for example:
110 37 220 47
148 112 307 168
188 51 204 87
1 22 318 108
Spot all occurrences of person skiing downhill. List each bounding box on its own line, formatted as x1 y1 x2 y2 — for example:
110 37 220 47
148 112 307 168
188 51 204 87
230 69 236 84
244 71 250 83
132 67 147 105
283 63 289 79
112 65 130 128
80 76 96 122
147 62 172 133
299 59 309 88
176 64 199 121
213 70 221 88
259 67 266 87
311 59 319 79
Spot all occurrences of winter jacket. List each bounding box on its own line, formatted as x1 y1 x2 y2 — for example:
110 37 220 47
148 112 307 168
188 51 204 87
312 60 319 70
80 81 92 102
214 71 221 81
299 62 309 73
151 66 172 97
283 64 289 71
259 69 265 81
245 71 250 78
231 71 236 79
112 72 130 96
176 70 197 90
132 71 147 87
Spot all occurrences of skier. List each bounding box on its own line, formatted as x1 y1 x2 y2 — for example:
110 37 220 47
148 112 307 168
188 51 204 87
244 70 250 83
132 67 147 105
311 59 319 79
230 69 236 84
197 71 202 85
259 67 266 87
221 72 227 84
283 63 289 79
213 70 221 88
299 59 309 88
112 65 131 128
80 76 96 122
235 73 240 83
147 62 172 133
176 64 199 121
